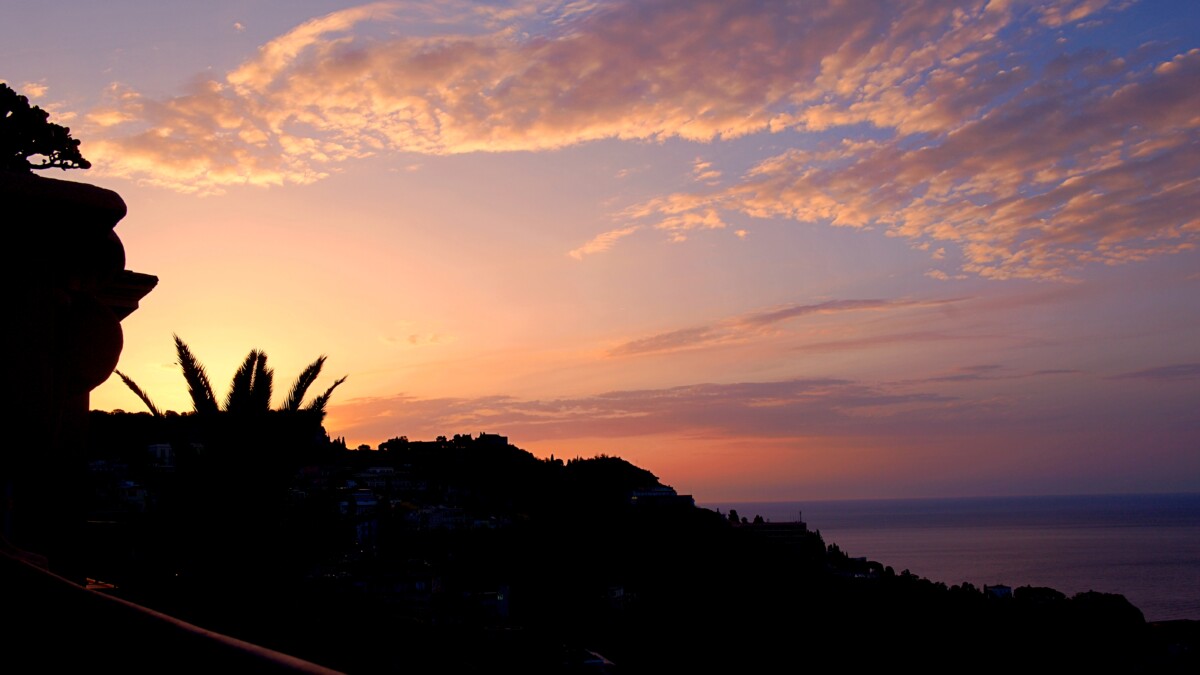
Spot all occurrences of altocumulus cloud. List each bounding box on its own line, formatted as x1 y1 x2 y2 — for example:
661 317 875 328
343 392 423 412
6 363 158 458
82 0 1198 280
627 7 1200 280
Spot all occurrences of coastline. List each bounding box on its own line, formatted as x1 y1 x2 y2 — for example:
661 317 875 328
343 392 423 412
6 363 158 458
706 493 1200 622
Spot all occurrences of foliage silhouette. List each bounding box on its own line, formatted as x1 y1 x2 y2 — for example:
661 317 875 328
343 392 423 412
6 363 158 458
281 355 326 411
1 82 91 172
174 334 219 415
114 370 162 418
302 375 347 417
225 349 272 414
118 335 346 418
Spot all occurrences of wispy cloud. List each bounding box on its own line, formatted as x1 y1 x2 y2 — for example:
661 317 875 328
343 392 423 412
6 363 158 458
608 325 722 356
691 158 721 185
331 376 959 444
738 299 900 329
893 364 1085 385
793 331 989 353
1108 363 1200 382
568 224 640 259
381 332 447 348
609 297 960 356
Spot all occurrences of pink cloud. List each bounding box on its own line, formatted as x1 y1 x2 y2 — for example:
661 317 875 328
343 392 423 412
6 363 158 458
634 46 1200 279
568 224 640 259
84 0 1107 192
81 0 1196 281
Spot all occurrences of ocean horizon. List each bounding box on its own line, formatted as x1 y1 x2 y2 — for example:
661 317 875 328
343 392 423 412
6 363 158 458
704 492 1200 622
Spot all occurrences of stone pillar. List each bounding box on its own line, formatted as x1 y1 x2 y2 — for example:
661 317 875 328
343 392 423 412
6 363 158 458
1 171 156 578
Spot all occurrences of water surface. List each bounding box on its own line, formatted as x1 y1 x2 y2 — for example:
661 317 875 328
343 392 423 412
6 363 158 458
707 493 1200 621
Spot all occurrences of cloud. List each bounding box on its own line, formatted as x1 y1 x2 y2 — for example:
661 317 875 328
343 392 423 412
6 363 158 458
19 81 48 98
568 224 640 259
892 364 1086 385
737 299 896 329
80 0 1197 279
794 330 989 353
608 325 721 356
609 297 960 356
1037 0 1110 27
331 376 959 443
692 158 721 184
1108 363 1200 382
97 0 844 190
630 32 1200 280
80 1 1107 192
381 332 446 347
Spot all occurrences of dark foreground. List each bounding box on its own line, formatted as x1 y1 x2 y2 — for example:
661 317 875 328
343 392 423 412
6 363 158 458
13 418 1200 672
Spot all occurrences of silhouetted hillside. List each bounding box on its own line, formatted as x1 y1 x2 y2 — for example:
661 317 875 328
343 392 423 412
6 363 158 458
75 418 1197 672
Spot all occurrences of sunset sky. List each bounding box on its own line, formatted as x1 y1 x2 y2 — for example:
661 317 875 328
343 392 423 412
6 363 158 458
4 0 1198 501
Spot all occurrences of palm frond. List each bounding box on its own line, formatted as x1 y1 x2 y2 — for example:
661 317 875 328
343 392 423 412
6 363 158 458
115 369 162 417
225 350 260 413
282 355 326 411
303 375 347 417
174 334 218 415
250 351 274 412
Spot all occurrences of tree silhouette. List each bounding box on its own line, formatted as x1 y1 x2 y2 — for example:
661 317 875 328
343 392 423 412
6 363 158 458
114 370 163 418
117 335 346 419
300 375 347 417
1 82 91 172
225 349 272 414
279 355 347 416
281 355 326 411
175 334 219 415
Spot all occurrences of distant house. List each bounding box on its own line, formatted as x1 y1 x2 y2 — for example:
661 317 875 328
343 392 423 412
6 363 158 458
146 443 174 469
476 432 508 447
630 486 696 509
985 584 1013 599
338 489 379 516
358 466 397 491
407 506 467 531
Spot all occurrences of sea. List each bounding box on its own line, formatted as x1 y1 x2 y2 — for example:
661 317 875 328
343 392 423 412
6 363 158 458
705 493 1200 622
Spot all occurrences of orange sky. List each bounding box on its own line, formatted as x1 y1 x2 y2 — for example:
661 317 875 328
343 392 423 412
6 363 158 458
4 0 1198 500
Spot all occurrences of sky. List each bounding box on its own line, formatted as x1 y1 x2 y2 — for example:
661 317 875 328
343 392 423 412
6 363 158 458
4 0 1198 501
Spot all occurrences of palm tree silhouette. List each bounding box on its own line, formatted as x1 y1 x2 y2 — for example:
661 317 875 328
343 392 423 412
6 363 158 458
174 334 219 415
116 335 346 419
224 349 272 414
279 355 347 417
